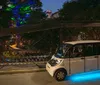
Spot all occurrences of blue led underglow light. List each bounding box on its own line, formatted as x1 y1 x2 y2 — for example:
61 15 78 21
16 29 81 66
69 70 100 83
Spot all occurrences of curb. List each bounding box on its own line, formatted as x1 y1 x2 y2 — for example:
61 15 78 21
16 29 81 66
0 68 46 75
0 62 47 66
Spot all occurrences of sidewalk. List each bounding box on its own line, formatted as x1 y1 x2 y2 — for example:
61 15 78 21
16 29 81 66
0 62 46 74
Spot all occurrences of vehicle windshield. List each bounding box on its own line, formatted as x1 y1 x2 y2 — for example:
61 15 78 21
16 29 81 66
55 44 72 58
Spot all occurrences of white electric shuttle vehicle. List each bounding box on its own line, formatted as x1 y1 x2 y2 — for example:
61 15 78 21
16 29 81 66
46 40 100 81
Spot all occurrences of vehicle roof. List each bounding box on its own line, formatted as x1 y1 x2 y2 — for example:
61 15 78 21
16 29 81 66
63 40 100 45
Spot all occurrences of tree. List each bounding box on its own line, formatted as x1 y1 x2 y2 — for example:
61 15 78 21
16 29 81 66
0 11 12 28
0 0 46 28
59 1 85 20
78 0 100 7
59 0 100 41
27 8 46 24
59 0 100 21
0 0 7 5
27 0 47 24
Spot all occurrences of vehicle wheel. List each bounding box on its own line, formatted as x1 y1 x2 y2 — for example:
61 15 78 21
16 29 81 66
54 69 67 81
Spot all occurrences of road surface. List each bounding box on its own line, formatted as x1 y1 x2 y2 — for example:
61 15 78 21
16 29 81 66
0 71 100 85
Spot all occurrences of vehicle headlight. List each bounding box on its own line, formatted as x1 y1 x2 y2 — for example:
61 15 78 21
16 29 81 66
51 55 55 59
56 60 63 64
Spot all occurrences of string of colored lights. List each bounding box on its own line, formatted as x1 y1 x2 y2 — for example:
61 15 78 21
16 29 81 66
6 0 36 28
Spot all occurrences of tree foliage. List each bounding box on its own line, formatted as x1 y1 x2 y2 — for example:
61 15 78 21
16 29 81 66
0 0 46 28
0 0 7 5
59 0 100 40
27 8 46 24
59 0 100 21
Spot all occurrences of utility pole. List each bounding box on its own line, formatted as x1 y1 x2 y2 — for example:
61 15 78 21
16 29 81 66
50 29 53 55
59 23 64 45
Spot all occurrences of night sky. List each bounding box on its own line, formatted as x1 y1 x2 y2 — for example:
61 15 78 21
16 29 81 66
41 0 68 13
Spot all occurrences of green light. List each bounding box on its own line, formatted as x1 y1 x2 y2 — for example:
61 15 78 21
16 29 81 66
24 6 30 10
6 8 12 11
20 21 23 24
19 5 33 14
8 4 15 8
11 17 15 20
20 10 32 14
20 6 31 13
11 5 15 8
26 13 30 14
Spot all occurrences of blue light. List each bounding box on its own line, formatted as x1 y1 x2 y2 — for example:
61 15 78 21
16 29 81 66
28 0 36 5
9 0 36 27
16 21 20 27
28 1 34 5
69 70 100 83
10 0 18 4
15 5 21 9
25 13 30 18
12 9 18 15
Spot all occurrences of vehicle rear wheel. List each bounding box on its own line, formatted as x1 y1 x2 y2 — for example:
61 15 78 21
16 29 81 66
54 69 67 81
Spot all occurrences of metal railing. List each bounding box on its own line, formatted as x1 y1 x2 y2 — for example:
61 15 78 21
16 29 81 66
0 50 51 66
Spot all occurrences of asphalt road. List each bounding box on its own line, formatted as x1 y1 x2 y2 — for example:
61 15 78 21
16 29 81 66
0 71 100 85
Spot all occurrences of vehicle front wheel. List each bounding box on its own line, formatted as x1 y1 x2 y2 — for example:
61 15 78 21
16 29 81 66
54 69 67 81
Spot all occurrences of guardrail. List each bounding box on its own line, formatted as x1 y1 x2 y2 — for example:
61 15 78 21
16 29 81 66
1 51 51 66
3 55 50 62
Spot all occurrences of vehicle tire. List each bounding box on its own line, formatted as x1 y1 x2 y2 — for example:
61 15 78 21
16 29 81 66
54 69 67 81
